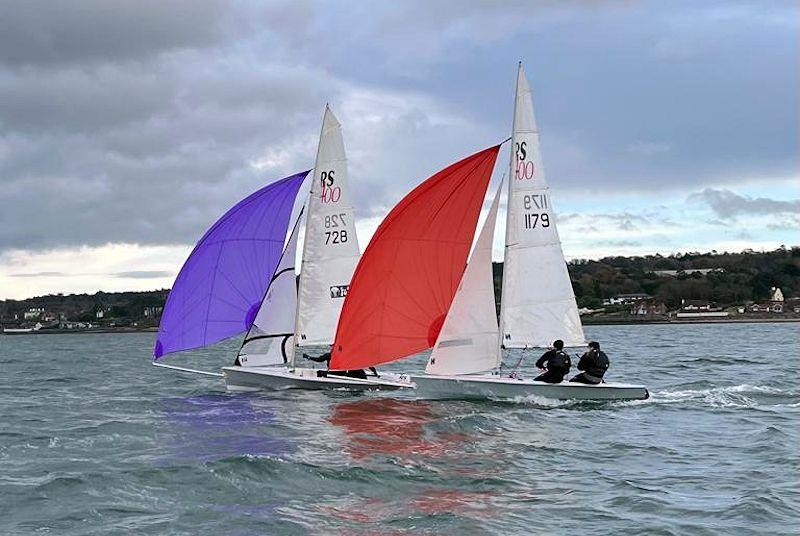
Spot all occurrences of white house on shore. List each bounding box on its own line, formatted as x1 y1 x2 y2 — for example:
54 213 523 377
603 293 652 305
675 299 729 319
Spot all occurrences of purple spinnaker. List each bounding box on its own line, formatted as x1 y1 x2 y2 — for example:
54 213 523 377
154 171 309 359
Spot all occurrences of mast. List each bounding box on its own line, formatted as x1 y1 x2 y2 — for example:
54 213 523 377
499 63 585 349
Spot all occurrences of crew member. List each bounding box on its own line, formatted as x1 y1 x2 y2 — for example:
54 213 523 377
303 353 378 379
570 341 609 384
533 340 571 384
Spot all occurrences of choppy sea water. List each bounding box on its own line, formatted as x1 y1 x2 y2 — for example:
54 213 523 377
1 323 798 535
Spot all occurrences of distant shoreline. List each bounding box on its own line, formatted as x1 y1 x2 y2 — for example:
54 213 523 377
582 317 800 326
2 317 799 336
1 327 159 336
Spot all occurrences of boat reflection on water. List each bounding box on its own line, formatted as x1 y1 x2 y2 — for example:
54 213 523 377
328 398 457 459
322 398 494 529
160 393 293 462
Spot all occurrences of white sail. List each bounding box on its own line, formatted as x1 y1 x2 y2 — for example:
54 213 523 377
426 181 503 376
236 211 303 367
499 63 585 348
296 106 360 347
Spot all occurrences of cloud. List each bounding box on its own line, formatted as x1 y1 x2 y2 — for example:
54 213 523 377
0 0 798 300
766 214 800 231
0 0 231 66
8 271 66 278
112 271 172 279
0 244 188 299
0 49 491 253
687 188 800 219
595 240 643 248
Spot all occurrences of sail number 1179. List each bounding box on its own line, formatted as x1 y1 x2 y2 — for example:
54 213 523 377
522 193 550 229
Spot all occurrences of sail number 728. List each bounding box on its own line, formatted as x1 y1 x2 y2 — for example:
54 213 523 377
324 213 348 244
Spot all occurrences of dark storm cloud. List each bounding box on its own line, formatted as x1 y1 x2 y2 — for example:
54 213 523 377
0 0 796 255
688 188 800 219
0 0 229 66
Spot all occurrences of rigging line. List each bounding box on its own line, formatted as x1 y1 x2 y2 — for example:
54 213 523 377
151 362 224 377
270 267 295 283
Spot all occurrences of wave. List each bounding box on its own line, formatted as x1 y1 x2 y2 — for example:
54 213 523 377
648 384 798 408
673 355 759 367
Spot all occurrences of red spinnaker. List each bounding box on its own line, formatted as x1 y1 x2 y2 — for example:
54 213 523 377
330 145 500 370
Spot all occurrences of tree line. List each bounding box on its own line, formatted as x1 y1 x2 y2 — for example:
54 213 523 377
2 247 797 321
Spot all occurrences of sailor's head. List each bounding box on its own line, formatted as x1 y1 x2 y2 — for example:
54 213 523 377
588 341 600 350
553 340 564 350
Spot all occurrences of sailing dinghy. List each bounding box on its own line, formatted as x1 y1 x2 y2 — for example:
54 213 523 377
221 106 411 391
409 64 648 401
154 107 408 391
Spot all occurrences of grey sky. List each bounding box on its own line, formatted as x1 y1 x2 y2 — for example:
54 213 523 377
0 0 797 264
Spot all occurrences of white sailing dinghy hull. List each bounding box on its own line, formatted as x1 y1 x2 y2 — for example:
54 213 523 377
222 366 414 392
410 373 649 401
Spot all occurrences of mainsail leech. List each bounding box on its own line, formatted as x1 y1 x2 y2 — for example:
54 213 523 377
330 145 500 371
154 171 308 359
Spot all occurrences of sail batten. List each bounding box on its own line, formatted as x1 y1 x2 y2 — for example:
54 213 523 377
330 145 500 371
499 63 585 349
154 171 308 359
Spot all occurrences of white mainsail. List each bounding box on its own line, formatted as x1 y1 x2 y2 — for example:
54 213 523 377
426 181 503 376
499 63 585 348
236 211 303 367
296 106 361 347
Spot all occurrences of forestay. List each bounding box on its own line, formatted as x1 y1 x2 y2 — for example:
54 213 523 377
236 210 303 367
330 145 500 371
296 106 360 347
154 171 308 359
499 63 585 348
426 180 504 376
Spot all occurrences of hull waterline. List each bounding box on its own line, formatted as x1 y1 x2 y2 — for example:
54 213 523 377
410 373 649 401
222 366 414 392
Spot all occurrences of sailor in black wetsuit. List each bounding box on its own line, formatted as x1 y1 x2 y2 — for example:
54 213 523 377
533 340 571 384
303 352 377 379
570 341 609 384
